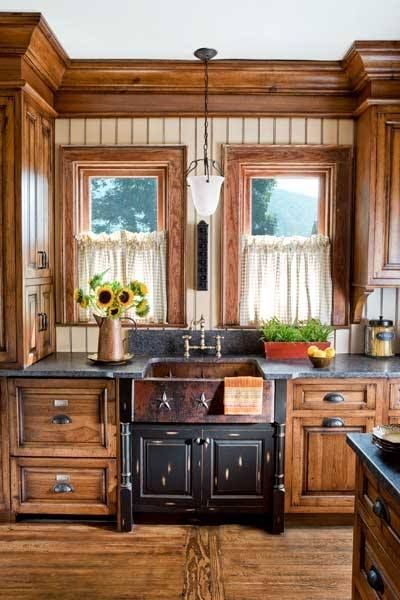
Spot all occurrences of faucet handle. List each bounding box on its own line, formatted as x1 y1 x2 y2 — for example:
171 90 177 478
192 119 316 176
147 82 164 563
182 334 192 340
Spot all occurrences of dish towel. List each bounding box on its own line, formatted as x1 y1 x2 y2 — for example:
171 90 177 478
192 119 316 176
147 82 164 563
224 376 263 415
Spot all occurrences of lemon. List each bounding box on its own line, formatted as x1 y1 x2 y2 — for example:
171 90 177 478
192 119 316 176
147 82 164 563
313 349 327 358
307 345 319 357
325 347 336 358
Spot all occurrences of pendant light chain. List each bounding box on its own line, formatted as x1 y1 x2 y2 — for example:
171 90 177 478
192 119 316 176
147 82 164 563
203 58 210 180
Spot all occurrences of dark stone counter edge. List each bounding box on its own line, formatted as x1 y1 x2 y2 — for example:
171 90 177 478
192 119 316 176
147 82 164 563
2 353 400 380
347 433 400 504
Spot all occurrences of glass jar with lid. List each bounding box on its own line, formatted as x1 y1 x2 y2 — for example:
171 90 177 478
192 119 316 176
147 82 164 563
365 316 395 357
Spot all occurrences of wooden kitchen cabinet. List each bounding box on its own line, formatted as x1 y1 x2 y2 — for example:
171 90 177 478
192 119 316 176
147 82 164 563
23 96 53 281
289 415 374 512
132 424 274 516
24 283 55 365
285 379 383 514
0 380 10 518
353 106 400 321
8 378 117 519
0 96 17 365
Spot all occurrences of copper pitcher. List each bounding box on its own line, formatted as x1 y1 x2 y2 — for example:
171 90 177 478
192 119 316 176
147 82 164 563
94 315 136 361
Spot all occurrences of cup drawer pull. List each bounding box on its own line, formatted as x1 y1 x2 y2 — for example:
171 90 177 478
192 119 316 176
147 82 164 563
323 392 344 403
322 417 345 428
373 497 390 524
367 566 384 593
52 483 74 494
51 414 72 425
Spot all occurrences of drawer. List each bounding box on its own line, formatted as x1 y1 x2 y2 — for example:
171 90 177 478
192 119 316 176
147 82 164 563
353 514 400 600
11 458 117 516
133 380 274 423
292 379 378 411
8 379 116 457
358 461 400 563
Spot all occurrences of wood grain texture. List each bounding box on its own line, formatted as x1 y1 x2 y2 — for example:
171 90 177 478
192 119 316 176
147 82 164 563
285 378 384 514
8 378 116 458
0 522 352 600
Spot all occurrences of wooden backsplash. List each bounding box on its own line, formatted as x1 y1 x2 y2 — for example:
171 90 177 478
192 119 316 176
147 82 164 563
54 117 400 354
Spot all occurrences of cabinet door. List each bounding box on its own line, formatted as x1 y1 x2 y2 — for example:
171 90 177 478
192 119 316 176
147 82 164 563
290 415 375 512
373 112 400 281
39 282 54 358
23 99 53 279
132 426 201 511
0 96 17 364
202 426 274 512
24 285 40 366
0 379 10 516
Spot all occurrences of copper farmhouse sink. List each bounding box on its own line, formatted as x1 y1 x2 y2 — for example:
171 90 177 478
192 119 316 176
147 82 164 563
143 359 263 380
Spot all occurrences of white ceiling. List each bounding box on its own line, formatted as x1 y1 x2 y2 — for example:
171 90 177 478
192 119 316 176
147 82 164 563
1 0 399 60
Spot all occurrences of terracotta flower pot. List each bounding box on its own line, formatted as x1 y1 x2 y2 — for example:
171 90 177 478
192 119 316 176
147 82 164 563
263 341 330 360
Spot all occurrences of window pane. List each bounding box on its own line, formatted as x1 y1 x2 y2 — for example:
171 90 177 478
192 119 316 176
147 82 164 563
251 177 320 236
90 177 157 234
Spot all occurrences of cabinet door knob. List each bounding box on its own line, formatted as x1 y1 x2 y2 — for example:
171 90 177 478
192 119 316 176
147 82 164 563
51 414 72 425
52 483 74 494
323 392 344 403
373 497 390 524
322 417 345 428
367 566 384 592
159 392 171 410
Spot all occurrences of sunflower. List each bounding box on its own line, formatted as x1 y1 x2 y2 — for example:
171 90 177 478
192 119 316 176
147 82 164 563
96 285 114 309
138 282 148 296
109 303 123 318
135 298 150 318
117 287 134 307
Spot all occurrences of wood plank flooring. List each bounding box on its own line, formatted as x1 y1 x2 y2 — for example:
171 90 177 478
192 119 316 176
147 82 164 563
0 522 352 600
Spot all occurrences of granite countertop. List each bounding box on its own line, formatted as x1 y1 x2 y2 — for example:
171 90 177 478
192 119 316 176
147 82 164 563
347 432 400 504
2 352 400 379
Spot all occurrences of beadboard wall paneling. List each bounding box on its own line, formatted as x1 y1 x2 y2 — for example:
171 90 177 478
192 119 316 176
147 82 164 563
54 116 396 354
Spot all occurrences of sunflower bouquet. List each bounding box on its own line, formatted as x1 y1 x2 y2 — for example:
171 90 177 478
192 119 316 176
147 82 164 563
74 270 150 319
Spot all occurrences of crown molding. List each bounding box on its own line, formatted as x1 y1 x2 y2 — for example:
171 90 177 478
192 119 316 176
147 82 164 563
0 13 399 116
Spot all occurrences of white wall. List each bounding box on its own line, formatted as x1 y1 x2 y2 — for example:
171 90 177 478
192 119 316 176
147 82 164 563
54 116 400 354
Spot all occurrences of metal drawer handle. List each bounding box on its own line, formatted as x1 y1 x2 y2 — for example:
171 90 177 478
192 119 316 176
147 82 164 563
159 392 171 411
323 392 344 403
373 497 390 524
322 417 345 428
51 414 72 425
367 566 384 593
52 483 74 494
197 392 210 409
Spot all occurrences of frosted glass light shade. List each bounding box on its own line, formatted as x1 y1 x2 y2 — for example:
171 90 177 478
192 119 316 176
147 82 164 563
187 175 224 217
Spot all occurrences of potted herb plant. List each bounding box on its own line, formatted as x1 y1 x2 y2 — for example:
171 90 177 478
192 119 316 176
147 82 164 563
260 317 333 360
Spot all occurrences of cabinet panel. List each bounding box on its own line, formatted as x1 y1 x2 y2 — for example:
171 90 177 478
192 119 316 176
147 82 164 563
292 379 377 411
39 282 54 358
133 426 201 511
374 113 400 280
24 284 40 366
289 415 375 512
9 378 116 458
203 426 274 511
0 380 10 517
0 96 17 364
11 457 117 516
23 98 53 280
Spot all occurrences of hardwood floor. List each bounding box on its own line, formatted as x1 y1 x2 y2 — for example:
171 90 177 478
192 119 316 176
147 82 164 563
0 522 352 600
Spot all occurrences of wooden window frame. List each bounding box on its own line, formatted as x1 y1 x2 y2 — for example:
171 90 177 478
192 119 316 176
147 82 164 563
57 145 186 326
221 145 353 327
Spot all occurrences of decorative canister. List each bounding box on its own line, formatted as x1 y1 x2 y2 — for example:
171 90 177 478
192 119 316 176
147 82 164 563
365 316 395 357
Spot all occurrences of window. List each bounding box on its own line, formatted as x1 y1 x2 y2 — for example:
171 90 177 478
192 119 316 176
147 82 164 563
222 145 353 327
90 176 158 234
58 146 186 326
251 176 321 237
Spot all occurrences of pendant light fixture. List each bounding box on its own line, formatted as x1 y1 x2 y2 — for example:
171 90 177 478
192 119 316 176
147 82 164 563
186 48 224 217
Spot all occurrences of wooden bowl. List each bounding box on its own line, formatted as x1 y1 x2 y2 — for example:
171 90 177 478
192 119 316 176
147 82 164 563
308 356 333 369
